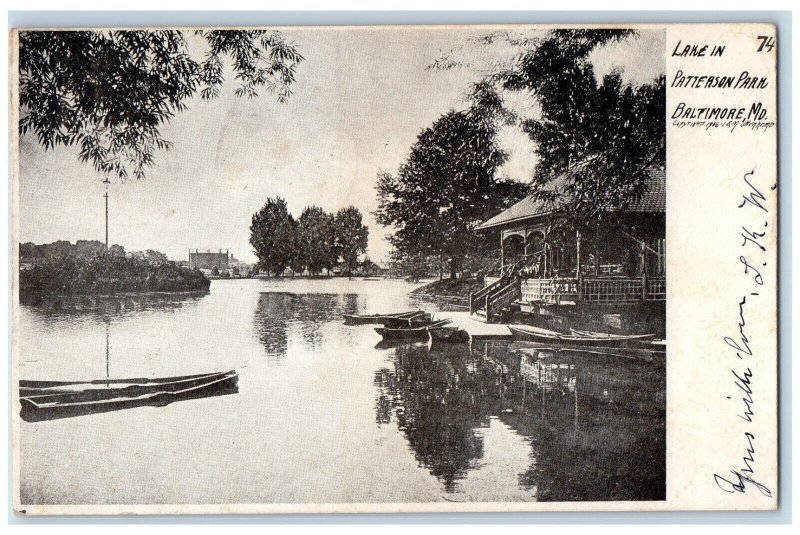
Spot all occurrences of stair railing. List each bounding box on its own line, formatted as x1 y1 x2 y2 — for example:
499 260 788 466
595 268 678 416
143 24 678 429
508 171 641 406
485 276 521 323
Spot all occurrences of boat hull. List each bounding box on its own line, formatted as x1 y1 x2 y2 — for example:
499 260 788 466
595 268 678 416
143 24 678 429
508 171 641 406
428 327 470 344
375 319 452 340
509 325 655 347
19 370 239 422
343 311 420 325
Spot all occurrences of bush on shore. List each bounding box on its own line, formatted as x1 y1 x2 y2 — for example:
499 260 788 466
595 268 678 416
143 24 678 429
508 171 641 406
19 255 210 304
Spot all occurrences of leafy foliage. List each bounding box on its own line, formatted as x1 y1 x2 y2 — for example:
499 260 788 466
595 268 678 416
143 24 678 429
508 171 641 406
19 30 303 180
497 29 665 218
375 101 529 278
297 206 337 275
333 207 369 276
249 199 369 276
388 251 440 282
249 197 298 276
19 254 209 303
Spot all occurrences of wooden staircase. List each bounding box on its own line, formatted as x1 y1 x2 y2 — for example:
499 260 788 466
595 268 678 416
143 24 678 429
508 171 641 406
469 274 521 323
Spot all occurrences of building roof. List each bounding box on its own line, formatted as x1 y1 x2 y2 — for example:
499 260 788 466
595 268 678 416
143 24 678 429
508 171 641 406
476 167 665 231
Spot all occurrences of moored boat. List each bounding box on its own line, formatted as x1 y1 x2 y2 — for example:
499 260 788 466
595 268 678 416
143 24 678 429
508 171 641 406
508 340 664 363
19 370 239 422
343 310 421 325
509 324 656 347
375 319 452 340
380 312 432 328
428 326 470 344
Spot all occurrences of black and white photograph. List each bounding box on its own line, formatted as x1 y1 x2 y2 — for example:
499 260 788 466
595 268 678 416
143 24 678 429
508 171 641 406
9 21 777 514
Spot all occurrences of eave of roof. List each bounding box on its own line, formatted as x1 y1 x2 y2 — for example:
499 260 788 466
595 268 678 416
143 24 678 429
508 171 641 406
476 168 665 231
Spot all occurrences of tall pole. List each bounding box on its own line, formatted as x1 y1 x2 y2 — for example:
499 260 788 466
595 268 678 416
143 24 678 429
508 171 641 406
103 178 111 252
576 228 583 302
105 318 110 387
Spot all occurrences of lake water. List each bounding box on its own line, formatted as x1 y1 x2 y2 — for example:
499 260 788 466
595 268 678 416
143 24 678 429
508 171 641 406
18 278 665 505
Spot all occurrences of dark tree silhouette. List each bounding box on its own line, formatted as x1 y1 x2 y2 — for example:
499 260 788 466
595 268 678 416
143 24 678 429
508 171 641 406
297 206 337 275
249 197 297 276
375 97 529 279
333 206 369 277
18 30 303 180
497 29 665 218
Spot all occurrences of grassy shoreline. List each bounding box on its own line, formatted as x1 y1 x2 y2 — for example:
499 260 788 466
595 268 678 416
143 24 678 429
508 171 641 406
409 278 485 303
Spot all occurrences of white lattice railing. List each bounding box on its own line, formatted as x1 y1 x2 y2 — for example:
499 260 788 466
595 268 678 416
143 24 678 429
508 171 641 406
520 276 666 305
521 278 579 304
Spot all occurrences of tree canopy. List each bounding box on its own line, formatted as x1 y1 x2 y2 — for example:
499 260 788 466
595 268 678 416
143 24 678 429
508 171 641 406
249 197 298 276
298 206 337 275
375 99 530 278
496 29 665 218
18 30 304 180
334 207 370 276
249 199 369 277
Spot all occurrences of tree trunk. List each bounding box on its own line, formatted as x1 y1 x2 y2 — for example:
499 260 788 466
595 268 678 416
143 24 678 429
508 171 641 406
439 251 443 281
449 256 460 280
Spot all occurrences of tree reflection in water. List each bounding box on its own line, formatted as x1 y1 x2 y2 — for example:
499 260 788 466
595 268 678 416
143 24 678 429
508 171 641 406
374 342 491 491
374 339 666 501
252 292 359 359
22 291 207 326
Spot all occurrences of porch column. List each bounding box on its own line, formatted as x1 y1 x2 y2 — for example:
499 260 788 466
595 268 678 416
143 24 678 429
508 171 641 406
500 229 505 271
640 239 648 301
523 225 529 258
576 229 583 302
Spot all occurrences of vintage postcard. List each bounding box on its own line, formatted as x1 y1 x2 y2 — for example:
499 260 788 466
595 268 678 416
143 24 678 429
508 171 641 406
10 23 778 514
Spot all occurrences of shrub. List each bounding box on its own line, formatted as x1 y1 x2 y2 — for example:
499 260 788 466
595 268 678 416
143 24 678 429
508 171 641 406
19 255 210 304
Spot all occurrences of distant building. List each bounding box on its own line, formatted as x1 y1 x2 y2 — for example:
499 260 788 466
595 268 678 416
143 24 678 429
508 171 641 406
189 249 229 272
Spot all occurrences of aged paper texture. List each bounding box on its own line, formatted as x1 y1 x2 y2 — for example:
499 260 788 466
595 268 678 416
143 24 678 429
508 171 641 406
10 23 777 514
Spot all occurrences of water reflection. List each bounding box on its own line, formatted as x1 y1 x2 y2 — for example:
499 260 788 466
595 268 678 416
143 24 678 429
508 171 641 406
375 340 666 501
19 279 664 503
252 292 359 359
20 308 239 423
21 291 207 325
375 344 488 491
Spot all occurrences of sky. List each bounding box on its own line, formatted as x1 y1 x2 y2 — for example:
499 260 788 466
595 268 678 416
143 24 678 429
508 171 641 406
18 27 665 264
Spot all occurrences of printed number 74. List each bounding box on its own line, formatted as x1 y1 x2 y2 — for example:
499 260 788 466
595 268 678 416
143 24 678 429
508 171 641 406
756 36 776 52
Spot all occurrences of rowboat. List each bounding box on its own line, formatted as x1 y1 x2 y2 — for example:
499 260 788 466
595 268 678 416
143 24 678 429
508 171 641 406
343 310 422 325
509 341 664 363
375 319 452 340
19 370 239 422
381 312 433 328
509 325 656 347
428 326 470 344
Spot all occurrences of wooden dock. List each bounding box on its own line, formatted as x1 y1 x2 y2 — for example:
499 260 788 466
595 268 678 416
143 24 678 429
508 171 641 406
446 311 512 340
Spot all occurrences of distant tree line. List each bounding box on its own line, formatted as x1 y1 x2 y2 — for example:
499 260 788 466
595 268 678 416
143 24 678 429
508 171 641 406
249 198 369 277
18 240 211 303
19 240 174 266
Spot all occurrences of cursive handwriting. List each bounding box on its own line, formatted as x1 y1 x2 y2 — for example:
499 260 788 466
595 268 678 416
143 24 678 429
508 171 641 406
738 169 768 212
716 167 772 499
714 432 772 497
731 367 754 422
723 295 753 357
741 224 767 252
739 256 764 285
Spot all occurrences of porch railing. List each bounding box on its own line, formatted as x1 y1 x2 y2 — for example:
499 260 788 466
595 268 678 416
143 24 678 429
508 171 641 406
520 276 666 305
